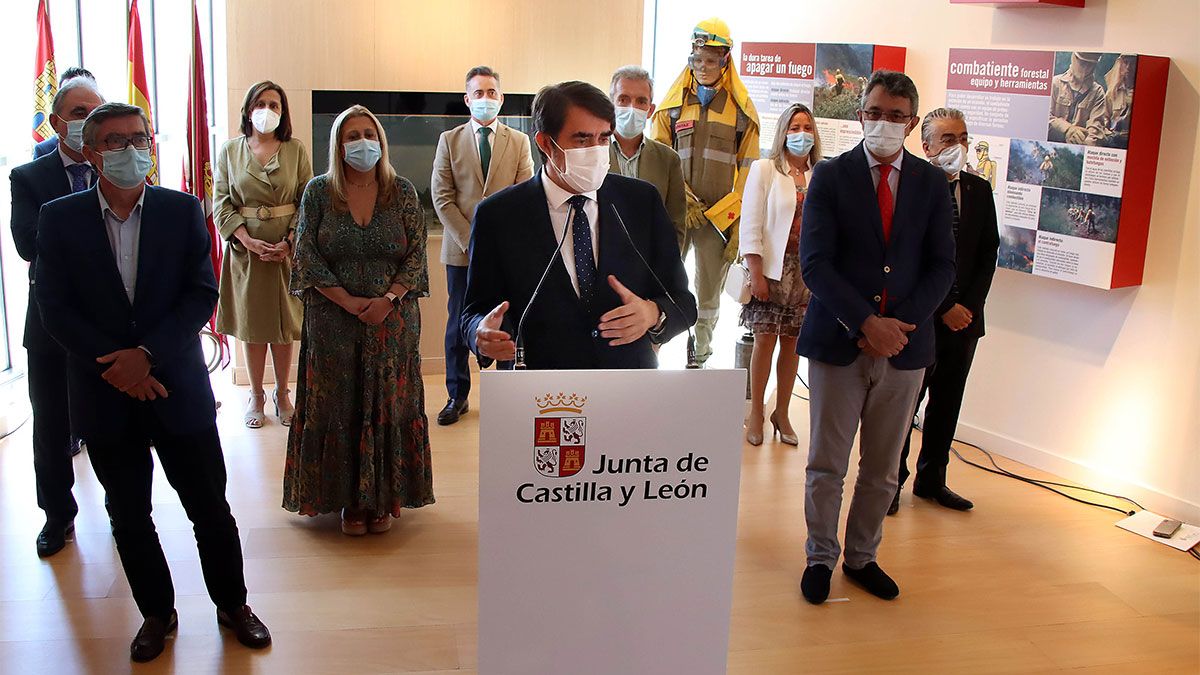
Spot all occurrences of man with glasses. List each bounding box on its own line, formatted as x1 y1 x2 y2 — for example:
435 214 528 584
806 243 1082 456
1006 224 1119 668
649 17 759 366
34 102 271 662
9 75 104 557
796 70 956 605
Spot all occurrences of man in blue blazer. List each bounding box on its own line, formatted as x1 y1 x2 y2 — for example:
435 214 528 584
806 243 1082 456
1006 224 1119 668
797 71 956 604
35 102 269 662
32 67 97 160
9 76 103 557
463 81 696 370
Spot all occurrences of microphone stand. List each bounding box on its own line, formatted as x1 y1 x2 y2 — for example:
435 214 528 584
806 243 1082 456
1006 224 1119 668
513 202 575 369
609 204 701 369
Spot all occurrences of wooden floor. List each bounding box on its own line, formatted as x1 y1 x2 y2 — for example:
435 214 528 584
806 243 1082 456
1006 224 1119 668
0 373 1196 674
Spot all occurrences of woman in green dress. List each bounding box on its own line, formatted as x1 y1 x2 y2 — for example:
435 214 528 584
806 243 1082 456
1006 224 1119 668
283 105 434 535
214 81 312 428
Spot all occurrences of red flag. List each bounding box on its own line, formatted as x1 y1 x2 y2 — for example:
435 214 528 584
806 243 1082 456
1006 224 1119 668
182 0 228 367
32 0 56 142
128 0 159 185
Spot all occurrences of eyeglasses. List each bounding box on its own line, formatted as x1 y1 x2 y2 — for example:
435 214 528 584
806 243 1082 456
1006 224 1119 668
860 109 914 124
688 53 725 70
100 133 152 152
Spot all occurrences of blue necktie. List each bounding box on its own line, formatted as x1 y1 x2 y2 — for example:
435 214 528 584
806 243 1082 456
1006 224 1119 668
66 163 92 193
568 194 599 312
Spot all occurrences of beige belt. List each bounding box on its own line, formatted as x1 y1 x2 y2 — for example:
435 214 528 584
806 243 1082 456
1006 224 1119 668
238 204 297 220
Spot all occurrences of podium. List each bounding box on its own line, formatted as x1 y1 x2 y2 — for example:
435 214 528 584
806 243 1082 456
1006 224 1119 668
477 368 746 675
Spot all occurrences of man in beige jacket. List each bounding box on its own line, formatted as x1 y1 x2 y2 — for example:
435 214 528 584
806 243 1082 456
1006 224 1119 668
432 65 534 425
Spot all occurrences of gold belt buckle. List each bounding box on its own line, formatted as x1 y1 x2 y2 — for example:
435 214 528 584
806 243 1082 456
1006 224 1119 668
255 205 272 220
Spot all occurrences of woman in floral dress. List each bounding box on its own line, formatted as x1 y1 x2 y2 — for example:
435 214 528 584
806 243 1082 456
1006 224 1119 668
284 105 434 535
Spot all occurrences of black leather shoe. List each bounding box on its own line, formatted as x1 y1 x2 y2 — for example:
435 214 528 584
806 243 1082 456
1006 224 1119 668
36 520 74 558
842 561 899 600
914 484 974 511
887 487 902 516
800 564 832 605
217 605 272 649
436 399 469 426
71 438 85 457
130 610 177 662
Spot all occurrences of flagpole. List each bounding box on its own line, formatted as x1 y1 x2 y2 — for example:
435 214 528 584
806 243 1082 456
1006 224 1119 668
74 0 84 67
147 0 159 125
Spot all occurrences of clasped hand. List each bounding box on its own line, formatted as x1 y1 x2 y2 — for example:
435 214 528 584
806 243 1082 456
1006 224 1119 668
858 315 916 358
342 296 392 325
98 348 168 401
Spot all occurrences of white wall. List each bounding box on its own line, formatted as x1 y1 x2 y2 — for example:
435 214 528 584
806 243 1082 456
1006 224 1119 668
647 0 1200 520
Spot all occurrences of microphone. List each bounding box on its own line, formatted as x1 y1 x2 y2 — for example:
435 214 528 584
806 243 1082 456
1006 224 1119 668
513 201 575 369
609 204 700 369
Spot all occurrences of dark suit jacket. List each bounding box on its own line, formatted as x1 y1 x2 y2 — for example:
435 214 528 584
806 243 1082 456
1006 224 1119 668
798 143 956 370
462 173 697 370
33 137 58 159
35 185 219 439
937 170 999 340
9 151 74 352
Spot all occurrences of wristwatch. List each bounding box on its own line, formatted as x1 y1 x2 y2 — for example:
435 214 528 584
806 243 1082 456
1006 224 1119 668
647 307 668 342
385 291 402 308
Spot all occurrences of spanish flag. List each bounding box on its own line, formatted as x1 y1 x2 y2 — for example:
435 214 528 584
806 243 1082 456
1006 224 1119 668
128 0 159 185
32 0 56 143
182 0 227 365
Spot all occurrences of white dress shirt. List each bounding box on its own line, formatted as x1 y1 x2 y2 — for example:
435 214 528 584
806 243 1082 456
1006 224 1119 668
542 168 599 297
58 144 94 189
97 186 145 304
864 143 903 195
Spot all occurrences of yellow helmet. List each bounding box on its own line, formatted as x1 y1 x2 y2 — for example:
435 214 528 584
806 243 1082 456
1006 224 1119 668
692 18 733 50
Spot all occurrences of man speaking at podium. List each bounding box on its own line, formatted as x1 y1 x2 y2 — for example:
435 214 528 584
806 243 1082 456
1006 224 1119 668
462 81 697 370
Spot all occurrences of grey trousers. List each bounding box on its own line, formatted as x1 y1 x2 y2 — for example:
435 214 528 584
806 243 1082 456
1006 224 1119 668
805 354 925 568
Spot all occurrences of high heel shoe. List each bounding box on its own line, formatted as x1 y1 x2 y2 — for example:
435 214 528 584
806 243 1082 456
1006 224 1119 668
273 388 294 426
244 392 266 429
745 413 765 446
770 411 799 446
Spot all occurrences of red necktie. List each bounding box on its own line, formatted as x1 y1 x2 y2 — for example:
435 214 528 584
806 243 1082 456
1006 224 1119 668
877 163 894 312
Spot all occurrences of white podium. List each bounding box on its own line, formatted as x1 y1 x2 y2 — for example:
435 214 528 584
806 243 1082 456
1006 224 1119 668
478 369 745 675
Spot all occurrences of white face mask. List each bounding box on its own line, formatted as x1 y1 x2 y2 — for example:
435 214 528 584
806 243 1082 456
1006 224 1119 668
931 144 965 175
862 119 908 157
548 138 610 193
251 108 281 134
62 119 86 152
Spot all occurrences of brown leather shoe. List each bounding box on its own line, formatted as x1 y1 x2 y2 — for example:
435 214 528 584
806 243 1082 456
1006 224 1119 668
217 605 271 649
130 610 177 662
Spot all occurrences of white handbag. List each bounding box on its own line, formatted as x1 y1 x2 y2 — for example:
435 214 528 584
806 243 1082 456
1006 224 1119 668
723 261 752 304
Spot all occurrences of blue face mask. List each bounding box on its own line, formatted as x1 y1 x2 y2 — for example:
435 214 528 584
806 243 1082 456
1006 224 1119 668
99 146 153 189
343 139 382 172
785 131 815 157
697 85 718 108
614 106 648 139
469 97 501 123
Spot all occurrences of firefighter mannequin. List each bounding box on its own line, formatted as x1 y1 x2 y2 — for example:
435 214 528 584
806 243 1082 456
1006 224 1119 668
649 17 759 366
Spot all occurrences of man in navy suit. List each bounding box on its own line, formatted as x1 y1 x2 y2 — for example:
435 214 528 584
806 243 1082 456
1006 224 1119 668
35 102 270 662
9 75 103 557
32 67 97 160
796 71 956 604
463 81 696 370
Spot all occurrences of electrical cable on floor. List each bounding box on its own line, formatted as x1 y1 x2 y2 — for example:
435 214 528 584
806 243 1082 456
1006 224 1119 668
0 414 30 442
790 373 1196 560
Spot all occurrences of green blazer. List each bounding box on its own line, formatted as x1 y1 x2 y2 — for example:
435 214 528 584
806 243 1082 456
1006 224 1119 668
610 137 686 252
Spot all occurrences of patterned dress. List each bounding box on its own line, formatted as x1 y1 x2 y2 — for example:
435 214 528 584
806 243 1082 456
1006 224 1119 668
283 175 434 516
739 187 812 338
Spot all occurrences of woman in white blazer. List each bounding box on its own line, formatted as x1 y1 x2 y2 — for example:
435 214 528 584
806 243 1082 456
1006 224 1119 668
738 103 822 446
